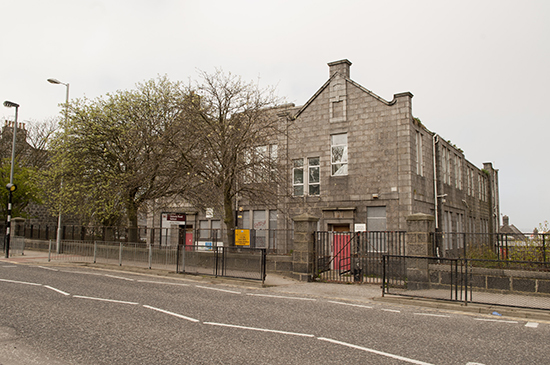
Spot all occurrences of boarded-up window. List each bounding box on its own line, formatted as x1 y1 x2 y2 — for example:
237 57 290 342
332 100 343 119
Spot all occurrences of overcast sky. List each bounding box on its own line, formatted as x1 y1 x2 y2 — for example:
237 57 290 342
2 0 548 231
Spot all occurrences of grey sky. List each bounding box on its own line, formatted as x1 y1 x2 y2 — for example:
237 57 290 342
2 0 548 231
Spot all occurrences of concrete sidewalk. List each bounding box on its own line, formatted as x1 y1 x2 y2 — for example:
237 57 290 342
2 249 550 322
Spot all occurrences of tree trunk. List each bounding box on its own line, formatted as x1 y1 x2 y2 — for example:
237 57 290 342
223 182 235 246
127 194 139 244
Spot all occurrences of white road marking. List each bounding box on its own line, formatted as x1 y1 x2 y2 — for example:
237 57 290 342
0 278 42 286
328 301 373 309
195 285 241 294
204 322 315 337
73 295 139 305
137 280 189 286
247 293 316 301
318 337 434 365
1 265 17 268
474 318 518 324
382 308 401 313
43 285 70 296
143 305 199 322
38 266 59 271
414 313 450 318
62 271 104 276
525 322 539 328
104 274 135 281
466 362 486 364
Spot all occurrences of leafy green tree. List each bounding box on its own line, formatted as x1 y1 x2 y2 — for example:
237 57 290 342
43 76 193 241
0 162 42 220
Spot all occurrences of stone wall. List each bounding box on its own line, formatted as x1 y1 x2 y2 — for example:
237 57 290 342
429 264 550 296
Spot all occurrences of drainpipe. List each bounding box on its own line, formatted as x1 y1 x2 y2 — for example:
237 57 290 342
432 134 439 230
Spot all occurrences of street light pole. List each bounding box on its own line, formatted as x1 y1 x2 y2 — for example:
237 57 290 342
3 100 20 258
47 78 69 254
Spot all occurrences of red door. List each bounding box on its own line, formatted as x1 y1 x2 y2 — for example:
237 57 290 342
331 225 351 271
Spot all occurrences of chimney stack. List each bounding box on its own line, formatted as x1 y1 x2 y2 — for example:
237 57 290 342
328 59 352 79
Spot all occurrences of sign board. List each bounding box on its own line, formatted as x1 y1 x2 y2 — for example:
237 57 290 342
206 208 214 218
160 213 186 246
164 213 186 222
235 229 250 246
354 223 367 232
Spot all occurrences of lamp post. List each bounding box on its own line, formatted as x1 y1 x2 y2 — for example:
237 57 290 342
48 78 69 254
3 100 19 258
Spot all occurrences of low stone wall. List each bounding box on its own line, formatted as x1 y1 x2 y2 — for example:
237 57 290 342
429 264 550 296
266 255 292 274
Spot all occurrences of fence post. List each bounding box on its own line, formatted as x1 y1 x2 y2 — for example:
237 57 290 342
48 239 52 262
291 213 319 282
148 243 152 269
405 213 435 290
119 242 123 266
543 235 547 263
382 255 386 297
93 241 97 264
261 248 266 285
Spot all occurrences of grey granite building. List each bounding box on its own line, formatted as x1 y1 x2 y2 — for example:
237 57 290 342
150 59 500 251
238 59 499 240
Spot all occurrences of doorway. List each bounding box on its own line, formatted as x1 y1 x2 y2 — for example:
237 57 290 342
328 223 351 271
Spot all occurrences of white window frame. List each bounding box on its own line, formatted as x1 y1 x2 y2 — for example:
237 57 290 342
292 159 304 196
308 157 320 195
416 131 424 176
331 133 348 176
455 155 462 189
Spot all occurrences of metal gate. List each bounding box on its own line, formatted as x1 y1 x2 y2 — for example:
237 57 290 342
314 231 405 283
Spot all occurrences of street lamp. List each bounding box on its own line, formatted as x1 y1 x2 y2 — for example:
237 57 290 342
48 78 69 254
3 100 19 258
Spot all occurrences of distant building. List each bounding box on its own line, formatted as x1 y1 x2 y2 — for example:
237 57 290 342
500 215 525 238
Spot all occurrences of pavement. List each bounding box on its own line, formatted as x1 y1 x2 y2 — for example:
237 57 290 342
2 249 550 323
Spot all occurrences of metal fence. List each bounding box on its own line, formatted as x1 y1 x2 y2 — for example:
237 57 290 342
13 223 293 255
314 231 406 283
382 254 550 310
177 245 266 283
43 240 266 283
47 240 179 271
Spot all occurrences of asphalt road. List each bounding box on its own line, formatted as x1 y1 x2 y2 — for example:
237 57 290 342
0 262 548 365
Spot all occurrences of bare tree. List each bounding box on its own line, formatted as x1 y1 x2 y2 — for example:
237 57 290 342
177 70 292 245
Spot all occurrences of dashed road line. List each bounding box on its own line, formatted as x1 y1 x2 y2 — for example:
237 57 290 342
44 285 70 296
38 266 59 271
414 313 450 318
73 295 139 305
328 301 373 309
318 337 434 365
247 293 316 301
204 322 315 337
137 280 190 286
382 308 401 313
104 274 135 281
195 285 241 294
0 278 42 286
525 322 539 328
143 305 199 322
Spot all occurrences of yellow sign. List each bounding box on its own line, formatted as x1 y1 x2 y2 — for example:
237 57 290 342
235 229 250 246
